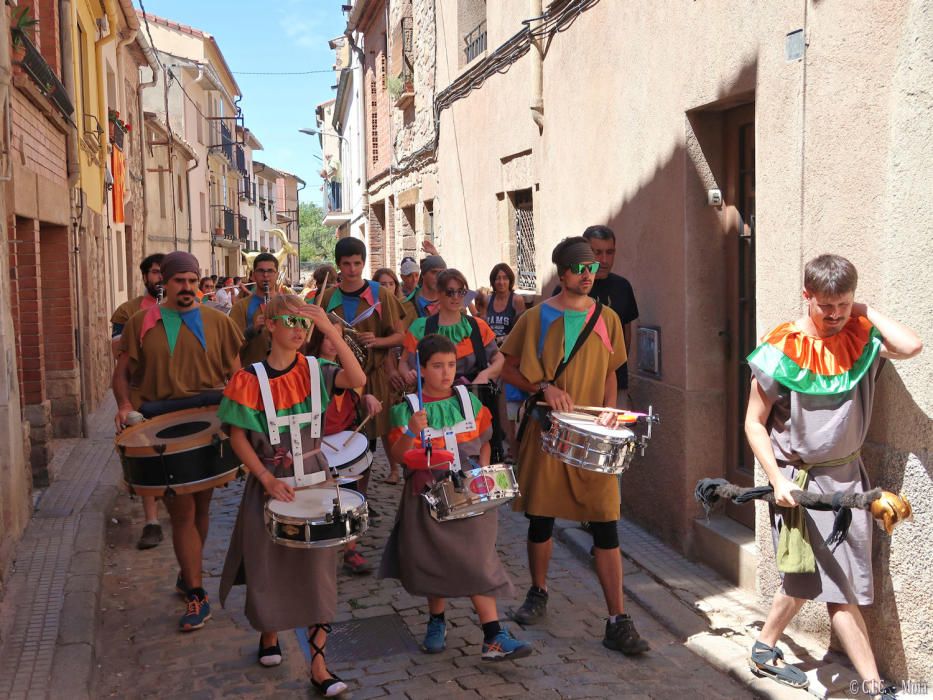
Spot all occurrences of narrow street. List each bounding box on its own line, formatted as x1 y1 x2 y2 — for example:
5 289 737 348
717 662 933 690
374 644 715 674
96 449 752 699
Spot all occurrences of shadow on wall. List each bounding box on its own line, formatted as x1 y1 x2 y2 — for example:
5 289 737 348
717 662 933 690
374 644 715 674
861 365 932 681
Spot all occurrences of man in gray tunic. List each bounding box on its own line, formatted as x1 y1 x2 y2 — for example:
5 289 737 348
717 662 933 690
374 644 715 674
745 254 922 698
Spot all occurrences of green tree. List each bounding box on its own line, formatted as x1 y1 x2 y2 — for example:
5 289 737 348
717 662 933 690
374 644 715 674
299 202 335 262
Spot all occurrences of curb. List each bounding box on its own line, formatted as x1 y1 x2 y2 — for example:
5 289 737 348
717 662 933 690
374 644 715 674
553 522 812 700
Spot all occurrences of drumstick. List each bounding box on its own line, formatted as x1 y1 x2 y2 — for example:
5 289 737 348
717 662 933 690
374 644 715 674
535 402 648 417
316 272 329 306
342 414 374 447
321 437 339 450
415 350 430 463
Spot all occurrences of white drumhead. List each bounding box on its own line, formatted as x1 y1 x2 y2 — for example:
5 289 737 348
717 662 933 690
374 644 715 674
551 411 635 438
321 431 369 469
268 487 364 518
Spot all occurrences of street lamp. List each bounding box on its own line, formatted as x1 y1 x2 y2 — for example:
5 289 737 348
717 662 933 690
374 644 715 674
299 127 348 144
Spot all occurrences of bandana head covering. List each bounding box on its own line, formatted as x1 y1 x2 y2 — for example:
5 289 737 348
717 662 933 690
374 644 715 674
160 251 200 281
552 236 596 272
400 258 419 276
420 255 447 274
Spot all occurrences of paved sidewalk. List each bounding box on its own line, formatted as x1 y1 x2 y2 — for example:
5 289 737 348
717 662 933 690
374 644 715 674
95 449 753 699
0 396 121 700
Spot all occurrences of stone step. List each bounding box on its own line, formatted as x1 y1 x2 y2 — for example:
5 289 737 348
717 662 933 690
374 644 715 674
692 513 758 592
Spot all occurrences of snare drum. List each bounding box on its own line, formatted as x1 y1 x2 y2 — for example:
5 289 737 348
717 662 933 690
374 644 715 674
422 463 519 521
265 487 368 548
321 431 373 477
541 411 637 475
115 407 241 497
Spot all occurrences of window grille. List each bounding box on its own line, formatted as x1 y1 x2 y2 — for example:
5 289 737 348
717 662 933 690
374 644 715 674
514 190 535 290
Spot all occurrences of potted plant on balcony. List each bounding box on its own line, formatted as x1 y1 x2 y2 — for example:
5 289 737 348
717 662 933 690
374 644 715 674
10 5 39 67
108 110 130 149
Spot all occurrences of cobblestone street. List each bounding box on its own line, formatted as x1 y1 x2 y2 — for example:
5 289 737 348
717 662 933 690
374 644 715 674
96 450 752 699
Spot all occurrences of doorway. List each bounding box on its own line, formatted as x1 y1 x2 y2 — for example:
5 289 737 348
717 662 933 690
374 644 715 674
723 103 756 527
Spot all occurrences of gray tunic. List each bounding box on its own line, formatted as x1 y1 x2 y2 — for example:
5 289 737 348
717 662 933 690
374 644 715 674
753 355 885 605
378 423 514 599
219 399 339 631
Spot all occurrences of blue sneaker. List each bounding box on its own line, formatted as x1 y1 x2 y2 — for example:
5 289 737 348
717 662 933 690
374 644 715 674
481 627 533 661
179 588 211 632
421 617 447 653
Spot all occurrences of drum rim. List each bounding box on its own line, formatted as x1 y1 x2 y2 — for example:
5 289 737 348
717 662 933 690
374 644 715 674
549 411 636 438
321 431 370 470
265 487 366 522
116 407 229 456
125 466 241 495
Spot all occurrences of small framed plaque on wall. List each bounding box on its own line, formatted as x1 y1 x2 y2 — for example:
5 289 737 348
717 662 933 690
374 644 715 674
637 326 661 378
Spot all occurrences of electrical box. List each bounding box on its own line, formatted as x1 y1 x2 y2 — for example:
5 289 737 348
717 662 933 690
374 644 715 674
708 189 722 207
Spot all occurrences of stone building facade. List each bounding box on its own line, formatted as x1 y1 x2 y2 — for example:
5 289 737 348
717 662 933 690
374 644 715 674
340 0 933 681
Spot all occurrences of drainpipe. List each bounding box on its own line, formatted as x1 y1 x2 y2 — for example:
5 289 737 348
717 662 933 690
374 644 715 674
529 0 544 131
185 153 199 253
96 0 119 314
135 35 159 256
60 0 80 187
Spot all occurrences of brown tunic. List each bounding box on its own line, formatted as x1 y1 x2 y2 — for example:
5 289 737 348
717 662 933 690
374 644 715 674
111 294 152 328
120 304 243 406
319 283 406 437
229 292 270 368
500 302 626 522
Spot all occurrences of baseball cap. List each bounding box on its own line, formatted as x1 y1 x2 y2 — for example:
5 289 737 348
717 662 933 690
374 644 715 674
400 257 419 276
420 255 447 274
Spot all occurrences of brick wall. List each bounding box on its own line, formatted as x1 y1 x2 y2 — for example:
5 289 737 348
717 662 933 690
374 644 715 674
363 4 391 181
368 201 386 270
11 90 67 188
11 217 44 406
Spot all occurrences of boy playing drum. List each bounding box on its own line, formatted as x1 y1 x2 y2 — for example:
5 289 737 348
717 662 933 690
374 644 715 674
379 334 533 661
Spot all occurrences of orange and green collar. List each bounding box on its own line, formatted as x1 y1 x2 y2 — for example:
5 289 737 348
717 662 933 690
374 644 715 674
747 316 882 395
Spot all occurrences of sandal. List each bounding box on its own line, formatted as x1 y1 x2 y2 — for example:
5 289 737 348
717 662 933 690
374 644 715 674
383 474 400 485
308 624 347 697
874 684 899 700
749 640 809 689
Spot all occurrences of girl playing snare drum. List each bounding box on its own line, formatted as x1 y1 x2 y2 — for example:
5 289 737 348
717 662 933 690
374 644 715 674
217 294 365 697
379 334 533 661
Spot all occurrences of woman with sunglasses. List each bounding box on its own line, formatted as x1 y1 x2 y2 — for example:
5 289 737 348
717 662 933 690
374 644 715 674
399 268 504 388
218 294 365 696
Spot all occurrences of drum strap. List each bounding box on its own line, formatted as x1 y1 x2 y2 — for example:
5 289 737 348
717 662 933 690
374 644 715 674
252 356 323 488
404 385 476 473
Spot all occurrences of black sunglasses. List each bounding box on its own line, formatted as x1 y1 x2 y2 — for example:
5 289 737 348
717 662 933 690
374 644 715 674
443 288 468 298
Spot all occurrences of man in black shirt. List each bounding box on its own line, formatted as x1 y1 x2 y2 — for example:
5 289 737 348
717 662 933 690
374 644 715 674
553 225 638 404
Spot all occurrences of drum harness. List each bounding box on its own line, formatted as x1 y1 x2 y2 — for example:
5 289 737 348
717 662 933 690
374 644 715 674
252 356 327 491
404 384 476 482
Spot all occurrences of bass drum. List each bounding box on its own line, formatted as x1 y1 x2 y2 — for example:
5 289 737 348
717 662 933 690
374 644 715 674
116 407 241 497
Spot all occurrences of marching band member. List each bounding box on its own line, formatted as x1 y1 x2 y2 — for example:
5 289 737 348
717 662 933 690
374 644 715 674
218 294 364 696
380 334 533 660
319 238 407 497
305 321 383 575
229 253 283 367
499 236 650 655
111 252 165 550
745 254 921 698
112 251 243 631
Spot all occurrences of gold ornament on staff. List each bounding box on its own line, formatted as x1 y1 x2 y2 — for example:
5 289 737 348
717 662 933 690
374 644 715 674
242 228 299 281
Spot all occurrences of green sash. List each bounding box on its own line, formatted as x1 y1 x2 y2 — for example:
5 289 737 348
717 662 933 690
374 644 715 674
776 449 861 573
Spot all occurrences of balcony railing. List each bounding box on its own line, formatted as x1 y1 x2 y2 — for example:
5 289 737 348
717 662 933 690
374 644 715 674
15 30 74 119
325 181 343 213
223 207 235 239
238 214 249 241
235 144 246 173
463 20 487 64
221 123 234 162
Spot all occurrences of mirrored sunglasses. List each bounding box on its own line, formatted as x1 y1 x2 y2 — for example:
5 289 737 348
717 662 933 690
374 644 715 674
569 262 600 275
271 314 312 330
